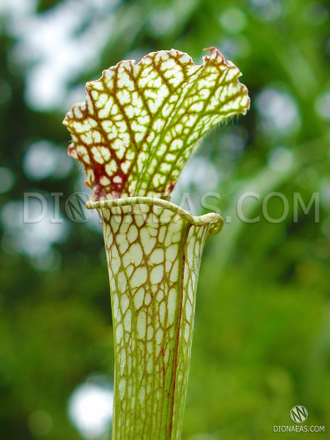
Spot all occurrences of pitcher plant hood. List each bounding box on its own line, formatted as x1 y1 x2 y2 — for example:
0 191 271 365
63 47 250 202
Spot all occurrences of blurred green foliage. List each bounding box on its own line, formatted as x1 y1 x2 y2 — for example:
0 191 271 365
0 0 329 439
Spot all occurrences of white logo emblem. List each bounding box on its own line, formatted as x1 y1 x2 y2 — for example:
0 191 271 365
290 406 308 424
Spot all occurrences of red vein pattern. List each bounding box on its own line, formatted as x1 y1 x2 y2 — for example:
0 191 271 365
63 47 250 202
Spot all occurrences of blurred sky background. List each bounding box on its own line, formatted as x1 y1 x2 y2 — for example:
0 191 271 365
0 0 330 439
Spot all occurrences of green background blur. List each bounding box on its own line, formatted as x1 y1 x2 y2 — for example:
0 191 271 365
0 0 329 439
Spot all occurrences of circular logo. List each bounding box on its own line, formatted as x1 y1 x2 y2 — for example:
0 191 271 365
65 192 94 223
290 405 308 424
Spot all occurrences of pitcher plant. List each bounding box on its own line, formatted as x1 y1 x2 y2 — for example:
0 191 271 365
63 47 250 440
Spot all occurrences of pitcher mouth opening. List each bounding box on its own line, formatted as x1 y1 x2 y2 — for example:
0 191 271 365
86 196 224 237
